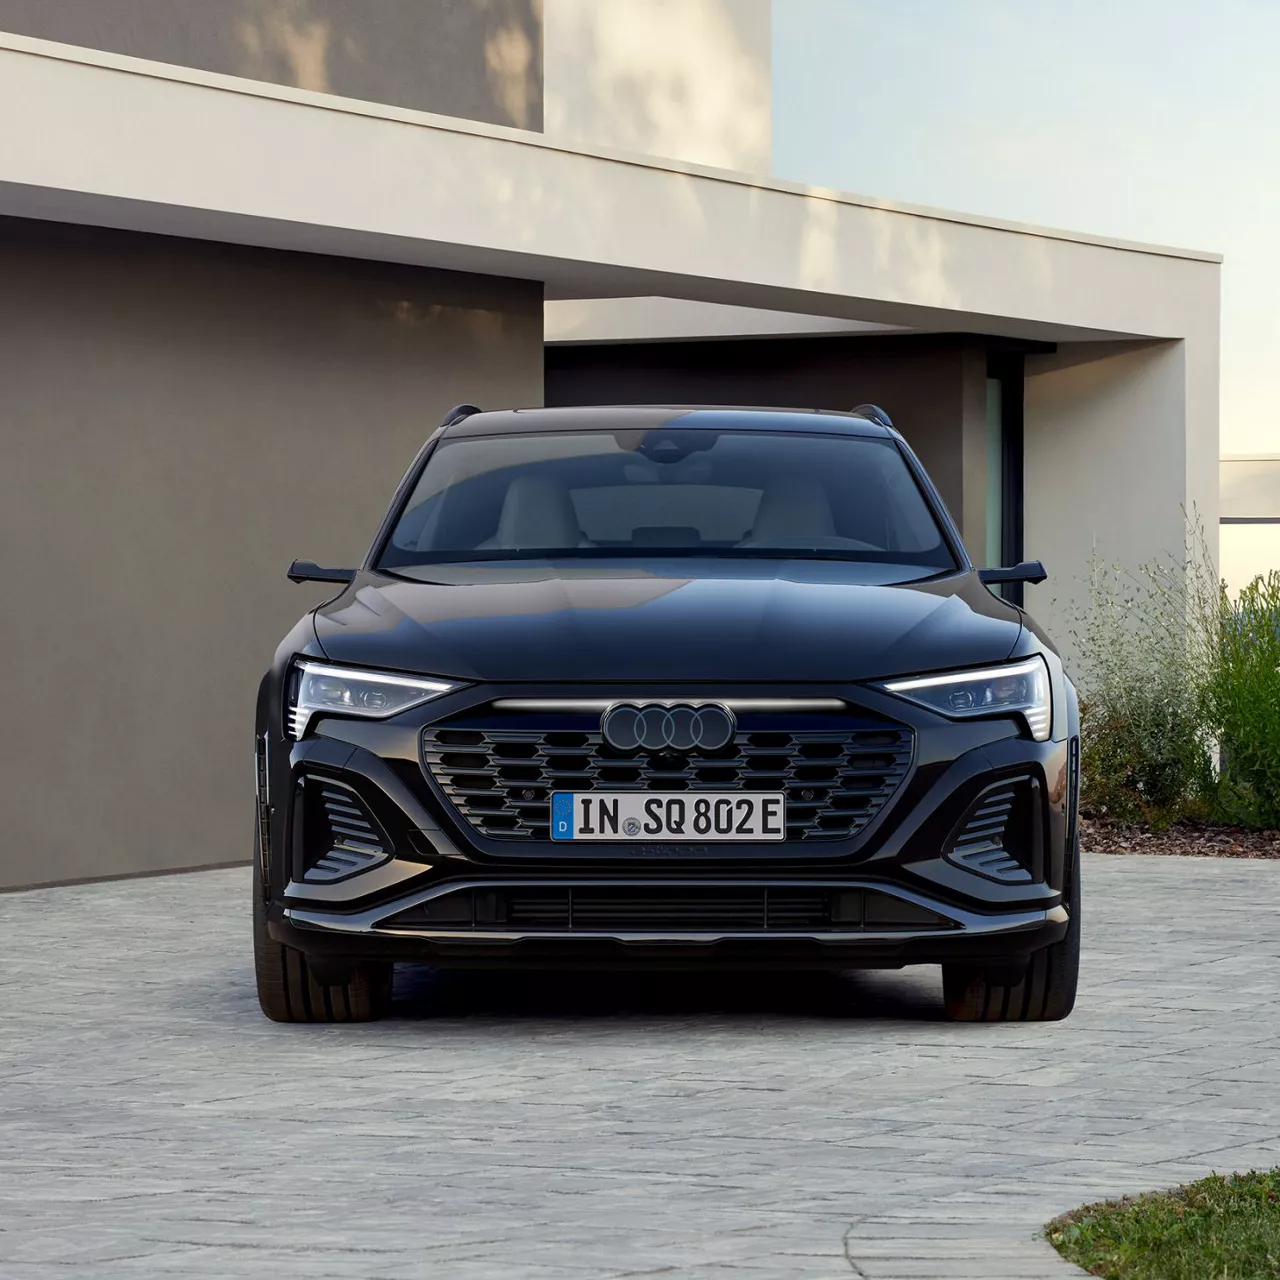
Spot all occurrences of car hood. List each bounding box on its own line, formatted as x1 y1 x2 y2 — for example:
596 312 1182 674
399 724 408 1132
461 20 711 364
312 560 1023 683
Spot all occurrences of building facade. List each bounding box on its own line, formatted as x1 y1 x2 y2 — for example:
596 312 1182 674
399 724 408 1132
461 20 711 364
1220 457 1280 595
0 1 1220 888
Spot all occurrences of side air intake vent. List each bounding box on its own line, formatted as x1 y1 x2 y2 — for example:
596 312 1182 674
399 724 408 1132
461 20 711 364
300 777 392 883
946 776 1040 884
255 733 272 875
1067 735 1080 844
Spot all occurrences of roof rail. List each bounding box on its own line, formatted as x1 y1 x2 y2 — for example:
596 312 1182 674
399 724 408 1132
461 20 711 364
850 403 894 429
440 403 483 428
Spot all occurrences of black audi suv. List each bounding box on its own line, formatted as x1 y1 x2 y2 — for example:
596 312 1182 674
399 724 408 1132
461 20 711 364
254 404 1080 1023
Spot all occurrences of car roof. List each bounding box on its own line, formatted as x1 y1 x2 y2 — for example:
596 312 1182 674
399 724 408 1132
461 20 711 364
439 405 897 440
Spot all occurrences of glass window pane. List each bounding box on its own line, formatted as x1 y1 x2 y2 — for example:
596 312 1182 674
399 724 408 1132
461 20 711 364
380 427 958 579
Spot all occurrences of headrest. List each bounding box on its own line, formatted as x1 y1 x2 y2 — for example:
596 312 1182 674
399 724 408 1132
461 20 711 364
491 475 583 549
751 476 836 540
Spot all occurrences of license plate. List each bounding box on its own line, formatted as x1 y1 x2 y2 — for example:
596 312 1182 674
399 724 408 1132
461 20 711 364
551 792 787 841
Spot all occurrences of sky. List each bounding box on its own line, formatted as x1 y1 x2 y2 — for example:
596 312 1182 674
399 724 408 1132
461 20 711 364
771 0 1280 455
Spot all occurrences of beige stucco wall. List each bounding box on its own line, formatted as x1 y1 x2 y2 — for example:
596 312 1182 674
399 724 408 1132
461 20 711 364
543 0 771 171
0 0 543 128
0 219 543 890
0 34 1217 347
545 297 905 342
1023 337 1220 670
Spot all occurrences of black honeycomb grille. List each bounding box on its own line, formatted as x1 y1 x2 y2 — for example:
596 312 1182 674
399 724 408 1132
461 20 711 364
420 720 914 842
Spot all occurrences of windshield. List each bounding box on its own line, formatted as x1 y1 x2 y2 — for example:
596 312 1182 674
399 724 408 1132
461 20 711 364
378 428 958 576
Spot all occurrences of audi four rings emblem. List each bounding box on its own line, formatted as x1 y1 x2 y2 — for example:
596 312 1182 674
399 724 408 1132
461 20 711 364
600 702 737 753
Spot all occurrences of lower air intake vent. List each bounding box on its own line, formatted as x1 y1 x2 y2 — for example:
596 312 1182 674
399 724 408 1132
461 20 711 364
301 777 391 883
946 776 1039 884
380 885 953 934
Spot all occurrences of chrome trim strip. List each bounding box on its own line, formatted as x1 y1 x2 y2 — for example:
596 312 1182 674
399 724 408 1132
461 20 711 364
284 876 1055 940
490 698 849 713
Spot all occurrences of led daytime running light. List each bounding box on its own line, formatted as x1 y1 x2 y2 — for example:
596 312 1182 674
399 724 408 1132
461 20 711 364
288 661 458 739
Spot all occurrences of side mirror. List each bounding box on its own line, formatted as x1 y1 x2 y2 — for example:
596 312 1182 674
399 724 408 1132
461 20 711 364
978 560 1047 586
287 559 356 585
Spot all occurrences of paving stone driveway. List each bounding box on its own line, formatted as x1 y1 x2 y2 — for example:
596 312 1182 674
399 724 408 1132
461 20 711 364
2 853 1279 1280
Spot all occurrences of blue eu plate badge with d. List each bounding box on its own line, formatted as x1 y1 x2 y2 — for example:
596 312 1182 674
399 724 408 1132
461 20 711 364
551 792 575 840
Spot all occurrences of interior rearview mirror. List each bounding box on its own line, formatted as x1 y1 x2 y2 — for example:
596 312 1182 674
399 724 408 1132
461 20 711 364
287 559 356 585
978 560 1047 586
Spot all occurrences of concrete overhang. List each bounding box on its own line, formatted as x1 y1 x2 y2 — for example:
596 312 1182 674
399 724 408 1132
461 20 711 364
544 297 914 344
0 33 1220 345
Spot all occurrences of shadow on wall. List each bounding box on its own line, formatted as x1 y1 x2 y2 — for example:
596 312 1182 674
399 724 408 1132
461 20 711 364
0 0 543 128
543 0 772 171
233 0 542 128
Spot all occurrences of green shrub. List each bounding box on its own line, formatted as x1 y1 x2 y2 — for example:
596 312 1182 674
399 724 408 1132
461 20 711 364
1068 555 1215 828
1209 572 1280 828
1069 537 1280 832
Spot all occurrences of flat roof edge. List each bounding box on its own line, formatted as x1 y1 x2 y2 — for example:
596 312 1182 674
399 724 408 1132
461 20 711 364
0 31 1223 267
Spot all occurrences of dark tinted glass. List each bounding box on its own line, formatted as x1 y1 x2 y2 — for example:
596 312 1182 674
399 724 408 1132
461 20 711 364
379 429 956 575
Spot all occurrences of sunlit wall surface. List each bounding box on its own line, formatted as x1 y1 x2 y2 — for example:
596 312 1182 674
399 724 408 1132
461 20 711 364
544 0 771 171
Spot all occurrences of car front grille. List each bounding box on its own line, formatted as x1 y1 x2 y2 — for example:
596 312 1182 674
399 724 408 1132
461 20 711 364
420 713 914 842
381 884 951 933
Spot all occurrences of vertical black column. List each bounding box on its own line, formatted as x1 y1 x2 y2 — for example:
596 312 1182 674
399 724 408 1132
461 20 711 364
988 354 1026 605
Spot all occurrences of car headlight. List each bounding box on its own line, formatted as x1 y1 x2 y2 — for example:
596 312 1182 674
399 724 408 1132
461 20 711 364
880 656 1051 741
287 660 460 739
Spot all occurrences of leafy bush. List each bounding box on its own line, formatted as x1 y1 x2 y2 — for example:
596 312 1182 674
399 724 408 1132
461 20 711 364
1209 572 1280 828
1068 555 1215 828
1069 542 1280 832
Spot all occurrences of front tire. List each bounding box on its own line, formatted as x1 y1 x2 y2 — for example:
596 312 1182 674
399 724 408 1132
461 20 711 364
253 849 393 1023
942 841 1080 1023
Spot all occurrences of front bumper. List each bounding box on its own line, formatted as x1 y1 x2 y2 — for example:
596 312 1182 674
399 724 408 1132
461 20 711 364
258 678 1078 972
271 876 1069 971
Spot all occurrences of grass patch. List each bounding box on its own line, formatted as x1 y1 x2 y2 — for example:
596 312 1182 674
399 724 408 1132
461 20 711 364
1047 1169 1280 1278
